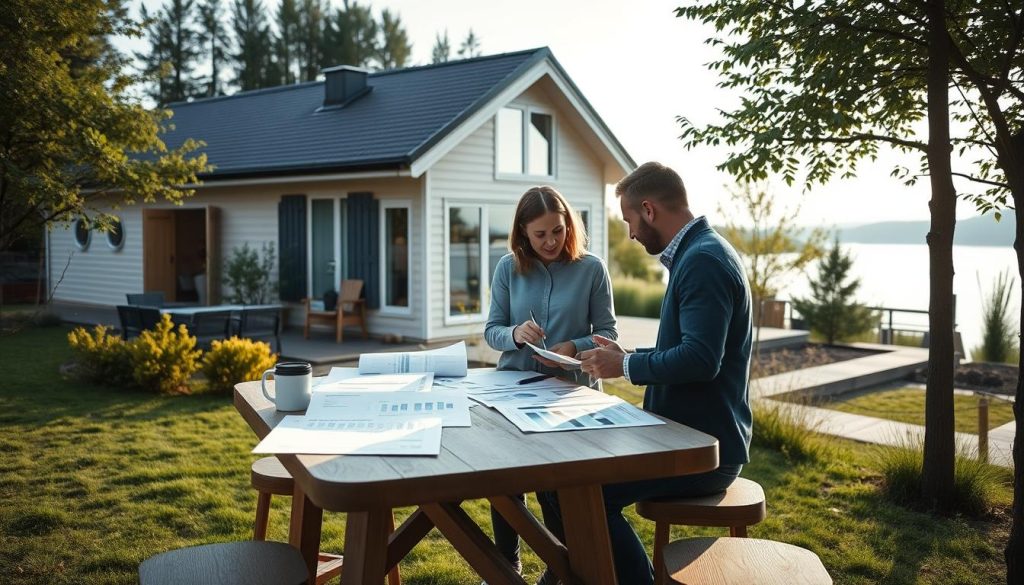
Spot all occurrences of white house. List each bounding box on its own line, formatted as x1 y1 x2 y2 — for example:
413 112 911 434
46 48 635 342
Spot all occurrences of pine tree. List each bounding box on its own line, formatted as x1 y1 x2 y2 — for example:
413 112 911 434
791 240 876 344
230 0 274 90
323 0 378 68
296 0 323 81
275 0 300 84
136 3 174 105
457 28 481 59
431 29 450 64
197 0 230 96
376 8 410 70
162 0 202 101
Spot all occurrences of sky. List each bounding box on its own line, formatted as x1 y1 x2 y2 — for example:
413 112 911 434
116 0 994 227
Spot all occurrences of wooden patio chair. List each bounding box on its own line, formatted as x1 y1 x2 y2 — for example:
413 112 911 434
303 279 368 343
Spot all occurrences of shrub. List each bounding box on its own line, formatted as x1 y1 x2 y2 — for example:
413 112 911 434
751 400 828 461
66 324 133 387
791 240 876 344
224 241 278 304
202 336 277 394
126 314 201 394
612 277 665 318
973 269 1018 363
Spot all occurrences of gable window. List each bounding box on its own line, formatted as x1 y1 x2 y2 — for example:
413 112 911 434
496 106 554 178
381 202 410 311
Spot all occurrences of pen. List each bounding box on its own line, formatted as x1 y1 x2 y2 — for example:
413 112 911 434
529 309 547 349
517 374 553 385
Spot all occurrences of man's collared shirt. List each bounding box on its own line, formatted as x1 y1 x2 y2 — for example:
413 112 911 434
623 216 705 384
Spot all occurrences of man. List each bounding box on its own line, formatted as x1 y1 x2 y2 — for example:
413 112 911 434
542 162 753 585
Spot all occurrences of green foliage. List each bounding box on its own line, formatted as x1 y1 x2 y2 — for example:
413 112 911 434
751 400 828 461
66 324 133 387
125 314 201 394
973 269 1018 364
611 277 665 318
716 183 826 315
0 0 209 252
791 240 876 344
230 0 277 90
377 8 411 69
223 241 277 304
198 0 230 96
201 336 277 394
323 1 378 69
458 29 481 58
607 216 660 281
136 0 202 105
431 29 451 64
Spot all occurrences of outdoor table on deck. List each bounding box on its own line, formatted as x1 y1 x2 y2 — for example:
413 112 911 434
160 304 282 319
233 380 719 585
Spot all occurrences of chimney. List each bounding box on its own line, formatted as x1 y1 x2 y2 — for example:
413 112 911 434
322 65 371 107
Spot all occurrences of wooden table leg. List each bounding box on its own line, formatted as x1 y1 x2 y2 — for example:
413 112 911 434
289 482 324 585
488 495 577 585
340 509 392 585
558 485 617 585
422 502 527 585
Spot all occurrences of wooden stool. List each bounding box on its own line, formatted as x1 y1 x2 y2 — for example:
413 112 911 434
251 457 402 585
662 537 832 584
140 541 308 585
636 478 766 585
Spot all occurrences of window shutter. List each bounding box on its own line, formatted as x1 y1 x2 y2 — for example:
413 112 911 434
346 192 380 309
278 195 307 302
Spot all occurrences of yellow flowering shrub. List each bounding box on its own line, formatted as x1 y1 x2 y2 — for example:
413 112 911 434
66 324 133 386
201 336 277 395
125 314 201 394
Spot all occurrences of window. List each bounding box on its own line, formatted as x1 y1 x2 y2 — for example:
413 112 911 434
383 205 410 309
73 218 91 250
496 106 554 178
106 217 125 251
448 206 482 317
487 205 514 286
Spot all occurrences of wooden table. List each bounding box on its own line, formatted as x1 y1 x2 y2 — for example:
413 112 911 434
234 381 718 585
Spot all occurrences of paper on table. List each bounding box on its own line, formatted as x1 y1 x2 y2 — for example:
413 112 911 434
525 342 581 369
359 341 468 377
305 390 471 427
496 397 665 433
315 372 434 393
434 369 575 394
252 415 442 456
313 367 359 386
468 385 604 408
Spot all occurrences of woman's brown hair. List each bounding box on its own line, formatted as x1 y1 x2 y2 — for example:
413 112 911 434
509 186 587 273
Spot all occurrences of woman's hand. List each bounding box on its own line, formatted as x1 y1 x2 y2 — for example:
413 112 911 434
532 340 577 369
513 319 546 346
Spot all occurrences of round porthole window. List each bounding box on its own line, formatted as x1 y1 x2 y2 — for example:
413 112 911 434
106 218 125 251
73 218 91 250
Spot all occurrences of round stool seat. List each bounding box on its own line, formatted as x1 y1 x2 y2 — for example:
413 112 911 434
251 456 294 495
139 541 308 585
637 477 766 527
664 537 831 585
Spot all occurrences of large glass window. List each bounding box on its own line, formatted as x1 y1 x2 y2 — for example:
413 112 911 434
528 112 553 176
496 107 554 177
487 205 514 286
448 206 482 317
496 108 524 175
384 206 409 308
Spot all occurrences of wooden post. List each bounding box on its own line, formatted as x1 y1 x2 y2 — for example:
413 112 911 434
978 395 989 463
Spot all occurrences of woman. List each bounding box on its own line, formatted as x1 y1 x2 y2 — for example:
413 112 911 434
483 186 618 582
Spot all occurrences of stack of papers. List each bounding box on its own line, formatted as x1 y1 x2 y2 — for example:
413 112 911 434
358 341 468 376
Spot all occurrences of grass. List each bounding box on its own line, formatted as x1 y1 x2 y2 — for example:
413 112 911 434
824 386 1016 434
0 326 1015 584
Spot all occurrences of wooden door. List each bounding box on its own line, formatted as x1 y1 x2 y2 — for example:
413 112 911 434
143 209 176 301
205 206 221 305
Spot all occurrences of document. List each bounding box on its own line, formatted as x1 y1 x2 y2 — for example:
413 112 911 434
315 371 434 393
305 390 472 427
496 397 665 433
434 369 573 394
359 341 468 377
468 385 602 408
253 415 442 456
526 342 581 369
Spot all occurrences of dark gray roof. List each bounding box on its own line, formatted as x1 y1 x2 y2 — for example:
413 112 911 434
162 48 553 180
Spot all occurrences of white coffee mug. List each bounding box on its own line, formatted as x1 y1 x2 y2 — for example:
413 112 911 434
261 362 312 411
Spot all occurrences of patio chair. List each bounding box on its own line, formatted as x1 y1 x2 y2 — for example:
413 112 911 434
238 307 282 353
116 305 162 340
303 278 367 343
191 310 233 350
126 291 165 307
139 541 308 585
661 537 831 584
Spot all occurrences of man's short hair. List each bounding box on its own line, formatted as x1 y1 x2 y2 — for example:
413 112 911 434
615 162 688 210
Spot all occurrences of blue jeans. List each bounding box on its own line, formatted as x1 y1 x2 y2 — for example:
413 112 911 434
538 464 743 585
491 492 563 572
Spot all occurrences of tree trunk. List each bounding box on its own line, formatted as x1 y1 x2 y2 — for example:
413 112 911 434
921 0 957 511
1005 134 1024 584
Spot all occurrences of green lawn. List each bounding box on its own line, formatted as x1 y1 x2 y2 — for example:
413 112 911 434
0 326 1013 584
826 386 1016 434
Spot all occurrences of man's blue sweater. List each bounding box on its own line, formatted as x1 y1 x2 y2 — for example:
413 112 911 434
627 218 753 465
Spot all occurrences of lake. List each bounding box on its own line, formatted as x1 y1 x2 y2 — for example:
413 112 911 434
775 243 1020 358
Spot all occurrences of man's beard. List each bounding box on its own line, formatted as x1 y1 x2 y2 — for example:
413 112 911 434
635 220 663 255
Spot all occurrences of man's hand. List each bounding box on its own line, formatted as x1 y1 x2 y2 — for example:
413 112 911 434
578 335 626 379
532 340 577 369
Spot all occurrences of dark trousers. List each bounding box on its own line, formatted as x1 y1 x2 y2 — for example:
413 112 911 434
537 464 742 585
490 492 564 572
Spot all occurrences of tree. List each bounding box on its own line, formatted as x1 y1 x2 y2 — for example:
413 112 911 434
197 0 230 96
161 0 202 101
0 0 208 253
675 1 1024 575
716 183 826 325
322 0 378 69
791 240 876 344
296 0 323 81
136 3 175 105
275 0 300 84
431 29 451 64
230 0 275 90
458 28 481 59
376 8 411 70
